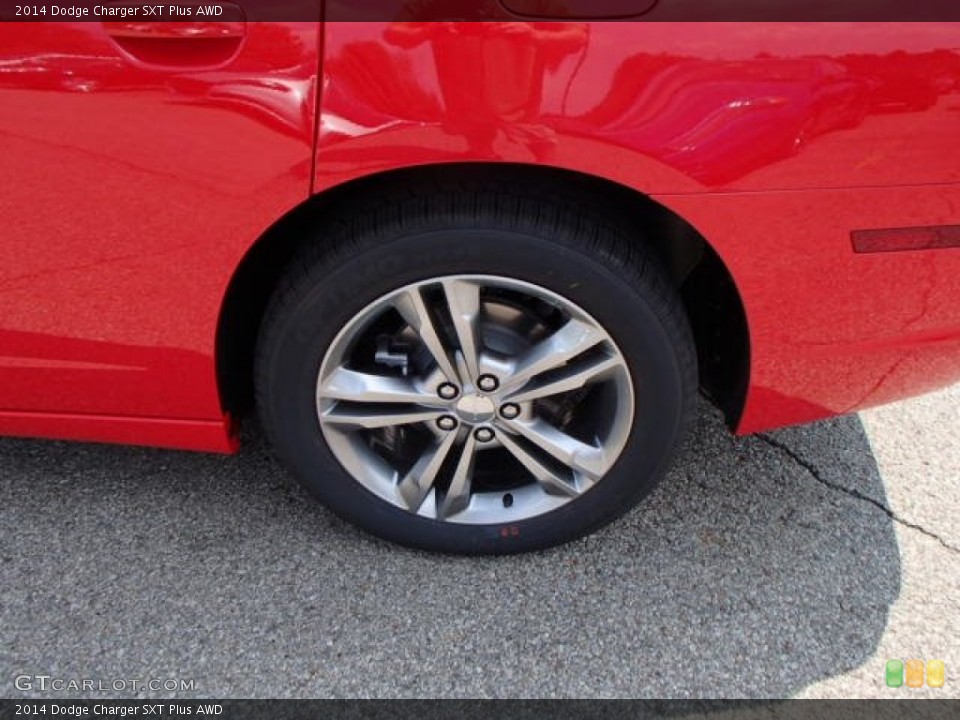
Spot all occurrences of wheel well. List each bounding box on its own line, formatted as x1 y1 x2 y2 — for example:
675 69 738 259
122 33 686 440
216 163 749 427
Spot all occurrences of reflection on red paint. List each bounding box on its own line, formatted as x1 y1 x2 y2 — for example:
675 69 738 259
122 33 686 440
317 22 960 434
852 226 960 254
0 19 320 450
0 20 959 452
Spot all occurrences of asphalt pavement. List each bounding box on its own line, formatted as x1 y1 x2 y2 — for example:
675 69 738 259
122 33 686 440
2 385 957 699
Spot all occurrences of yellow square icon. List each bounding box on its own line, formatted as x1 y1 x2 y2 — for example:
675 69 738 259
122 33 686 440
906 659 924 688
927 659 945 688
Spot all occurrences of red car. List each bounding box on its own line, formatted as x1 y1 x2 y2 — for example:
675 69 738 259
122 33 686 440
2 14 959 554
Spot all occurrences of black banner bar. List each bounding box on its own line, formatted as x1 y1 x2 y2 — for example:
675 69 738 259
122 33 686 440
2 0 960 22
2 701 960 719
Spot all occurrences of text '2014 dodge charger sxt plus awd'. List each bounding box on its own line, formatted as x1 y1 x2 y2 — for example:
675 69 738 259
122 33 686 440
1 7 959 553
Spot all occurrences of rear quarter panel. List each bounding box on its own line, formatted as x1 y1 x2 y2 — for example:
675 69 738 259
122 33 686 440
316 21 960 432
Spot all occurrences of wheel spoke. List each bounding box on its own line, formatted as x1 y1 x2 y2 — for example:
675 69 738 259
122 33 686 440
316 274 636 526
321 405 444 430
499 417 608 480
393 287 460 384
441 278 482 384
504 353 621 404
496 430 579 498
397 431 459 512
437 434 477 520
319 367 444 406
501 318 606 394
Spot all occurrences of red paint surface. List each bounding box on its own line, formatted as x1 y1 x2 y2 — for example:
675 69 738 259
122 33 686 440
0 410 238 453
0 19 320 450
316 22 960 435
1 20 959 451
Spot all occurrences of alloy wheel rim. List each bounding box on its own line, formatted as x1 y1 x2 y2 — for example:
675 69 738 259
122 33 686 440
316 275 635 525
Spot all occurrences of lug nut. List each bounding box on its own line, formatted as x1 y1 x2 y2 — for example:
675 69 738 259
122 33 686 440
477 374 499 392
437 382 459 400
500 403 521 420
437 415 458 432
474 427 495 443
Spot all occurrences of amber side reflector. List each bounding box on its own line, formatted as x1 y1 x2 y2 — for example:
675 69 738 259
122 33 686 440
853 225 960 254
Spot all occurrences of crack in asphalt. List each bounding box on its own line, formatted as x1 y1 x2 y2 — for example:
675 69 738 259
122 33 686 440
757 433 960 554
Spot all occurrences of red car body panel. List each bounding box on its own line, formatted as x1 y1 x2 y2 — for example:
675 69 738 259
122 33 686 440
1 20 959 452
0 20 321 450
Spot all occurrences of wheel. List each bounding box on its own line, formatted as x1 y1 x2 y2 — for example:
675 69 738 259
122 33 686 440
255 185 696 554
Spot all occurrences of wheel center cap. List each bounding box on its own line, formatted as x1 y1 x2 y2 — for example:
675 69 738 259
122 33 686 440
455 394 496 424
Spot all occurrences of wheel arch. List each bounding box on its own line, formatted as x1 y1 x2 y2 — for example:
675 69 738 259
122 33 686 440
216 162 750 428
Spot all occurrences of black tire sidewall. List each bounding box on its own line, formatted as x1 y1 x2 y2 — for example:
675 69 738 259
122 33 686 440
259 228 691 554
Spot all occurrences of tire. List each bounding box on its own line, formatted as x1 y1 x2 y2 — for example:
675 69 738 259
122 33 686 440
255 182 697 554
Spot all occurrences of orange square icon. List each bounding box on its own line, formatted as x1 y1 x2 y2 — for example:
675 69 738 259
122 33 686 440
905 659 925 688
927 660 945 688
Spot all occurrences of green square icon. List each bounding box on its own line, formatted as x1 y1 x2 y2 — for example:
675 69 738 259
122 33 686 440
886 659 905 687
